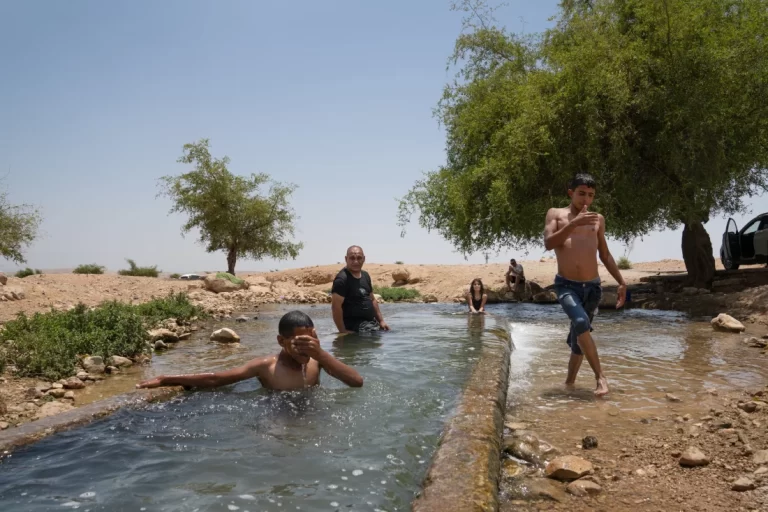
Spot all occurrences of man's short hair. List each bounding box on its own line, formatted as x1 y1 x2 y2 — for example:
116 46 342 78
278 310 314 337
510 258 516 264
570 173 596 190
346 245 363 255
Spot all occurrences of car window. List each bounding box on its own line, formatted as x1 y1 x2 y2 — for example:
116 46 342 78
743 220 760 235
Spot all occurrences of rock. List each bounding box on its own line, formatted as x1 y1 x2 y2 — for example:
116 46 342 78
63 391 75 400
739 402 758 413
679 446 710 467
391 268 410 283
154 340 168 350
81 356 105 373
506 478 566 503
754 467 768 476
501 458 527 479
752 450 768 464
211 328 240 343
0 421 9 430
76 371 89 380
532 291 558 304
147 328 179 342
635 468 647 477
46 388 67 398
745 337 768 348
0 272 6 285
546 456 593 481
34 401 74 419
505 421 530 431
62 377 85 390
582 436 599 450
732 477 755 492
567 479 602 497
682 286 699 296
203 273 249 294
109 356 133 368
1 285 25 301
178 332 191 340
235 316 248 323
51 382 64 389
666 393 682 402
711 313 746 333
423 294 438 303
105 365 119 374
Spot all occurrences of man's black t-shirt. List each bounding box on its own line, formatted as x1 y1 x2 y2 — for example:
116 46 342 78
332 268 375 331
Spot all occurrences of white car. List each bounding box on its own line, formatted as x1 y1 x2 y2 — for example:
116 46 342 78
721 213 768 270
179 273 203 280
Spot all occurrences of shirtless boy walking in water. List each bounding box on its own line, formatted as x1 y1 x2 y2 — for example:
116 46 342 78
544 174 627 397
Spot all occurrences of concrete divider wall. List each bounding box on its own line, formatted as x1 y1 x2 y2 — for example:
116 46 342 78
412 316 512 512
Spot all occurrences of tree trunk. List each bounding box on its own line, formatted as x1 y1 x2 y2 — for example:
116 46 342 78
681 221 715 289
227 247 237 276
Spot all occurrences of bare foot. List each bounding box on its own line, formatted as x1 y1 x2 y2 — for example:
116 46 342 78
594 376 609 397
564 382 577 391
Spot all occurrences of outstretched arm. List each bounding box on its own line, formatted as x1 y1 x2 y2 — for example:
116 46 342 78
596 215 627 308
291 336 364 387
136 357 270 389
479 293 488 312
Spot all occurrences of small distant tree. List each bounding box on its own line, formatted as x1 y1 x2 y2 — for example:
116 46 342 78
73 264 105 275
0 189 41 264
159 139 303 275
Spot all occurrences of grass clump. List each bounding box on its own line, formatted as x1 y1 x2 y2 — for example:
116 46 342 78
73 264 105 275
15 267 42 278
373 286 421 302
215 272 244 285
617 256 633 270
394 261 404 265
118 258 160 277
0 293 205 381
170 273 181 279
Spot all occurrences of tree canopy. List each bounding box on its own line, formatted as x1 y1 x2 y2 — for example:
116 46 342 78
0 188 41 264
399 0 768 286
160 139 303 275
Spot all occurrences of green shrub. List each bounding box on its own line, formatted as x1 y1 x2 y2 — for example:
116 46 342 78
394 261 404 265
0 293 205 381
373 286 421 302
15 267 42 278
73 264 105 275
617 257 632 270
118 258 160 277
170 273 181 279
215 272 244 285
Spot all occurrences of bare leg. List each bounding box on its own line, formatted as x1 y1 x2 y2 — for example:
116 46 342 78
565 353 583 389
576 331 609 397
505 275 512 292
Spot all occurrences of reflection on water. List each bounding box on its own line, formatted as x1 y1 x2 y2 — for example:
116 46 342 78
491 302 768 443
0 304 497 512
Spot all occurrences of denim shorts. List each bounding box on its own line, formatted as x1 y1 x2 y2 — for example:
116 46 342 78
554 275 602 355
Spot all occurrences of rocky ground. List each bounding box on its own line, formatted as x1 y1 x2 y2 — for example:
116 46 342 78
500 381 768 511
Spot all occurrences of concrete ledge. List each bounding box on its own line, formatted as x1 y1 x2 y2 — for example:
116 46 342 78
0 387 182 453
413 317 512 512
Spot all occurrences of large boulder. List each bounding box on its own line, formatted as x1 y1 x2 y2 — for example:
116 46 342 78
1 285 25 301
297 270 335 286
108 356 133 368
391 268 410 284
0 272 7 285
211 328 241 343
203 273 249 294
62 377 85 390
711 313 746 333
81 356 105 374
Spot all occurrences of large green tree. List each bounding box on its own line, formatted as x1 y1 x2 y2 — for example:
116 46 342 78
160 139 303 275
0 188 41 264
399 0 768 287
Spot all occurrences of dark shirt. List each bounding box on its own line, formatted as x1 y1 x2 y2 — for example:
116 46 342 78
332 268 375 331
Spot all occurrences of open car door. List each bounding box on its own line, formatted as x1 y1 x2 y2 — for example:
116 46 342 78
722 218 740 270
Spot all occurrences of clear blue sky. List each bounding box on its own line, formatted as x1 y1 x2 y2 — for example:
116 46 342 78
1 0 766 273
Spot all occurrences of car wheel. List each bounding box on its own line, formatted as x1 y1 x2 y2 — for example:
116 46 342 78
722 251 739 271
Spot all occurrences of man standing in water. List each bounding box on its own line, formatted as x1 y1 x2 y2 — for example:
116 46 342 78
543 174 627 397
332 246 390 333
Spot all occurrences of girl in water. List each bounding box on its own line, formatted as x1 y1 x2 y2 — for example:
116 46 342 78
467 278 487 314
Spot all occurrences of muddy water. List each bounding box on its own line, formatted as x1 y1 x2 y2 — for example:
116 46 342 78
0 304 494 512
492 302 768 460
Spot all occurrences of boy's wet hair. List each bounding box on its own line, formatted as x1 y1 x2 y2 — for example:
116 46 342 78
570 173 596 190
278 310 314 337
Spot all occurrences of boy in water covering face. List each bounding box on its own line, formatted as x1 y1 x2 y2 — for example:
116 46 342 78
136 311 364 391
